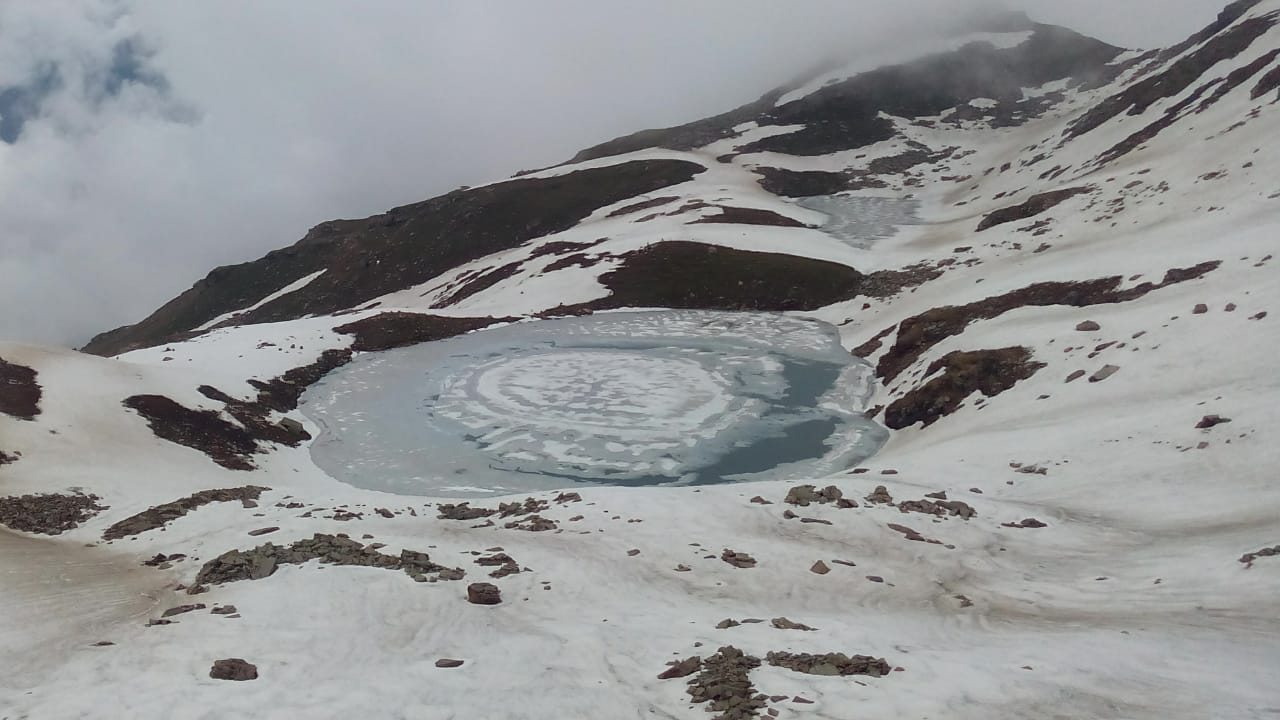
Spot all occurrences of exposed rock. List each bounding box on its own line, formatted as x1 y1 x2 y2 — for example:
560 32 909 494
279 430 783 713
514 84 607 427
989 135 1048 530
435 658 465 669
716 619 741 630
247 526 279 537
498 497 549 518
685 646 765 720
658 656 702 680
1193 303 1209 314
336 313 514 352
884 347 1046 429
195 533 462 585
210 658 258 681
1196 414 1233 429
1089 365 1121 382
874 261 1220 383
476 552 521 579
467 582 502 605
103 486 268 540
749 496 772 505
720 549 757 569
0 492 104 535
1076 320 1101 331
503 514 557 532
865 486 894 505
1239 545 1279 567
771 617 817 631
810 561 831 575
766 651 891 677
977 187 1093 231
1066 370 1086 383
161 604 206 618
1003 518 1049 529
783 484 844 507
211 605 238 615
0 357 42 420
436 502 497 521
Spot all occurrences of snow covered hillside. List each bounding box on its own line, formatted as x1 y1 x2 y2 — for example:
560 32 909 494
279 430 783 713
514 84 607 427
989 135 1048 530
3 2 1279 718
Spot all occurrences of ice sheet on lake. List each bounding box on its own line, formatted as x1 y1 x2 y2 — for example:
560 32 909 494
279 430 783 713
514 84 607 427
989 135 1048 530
795 195 921 249
302 311 887 496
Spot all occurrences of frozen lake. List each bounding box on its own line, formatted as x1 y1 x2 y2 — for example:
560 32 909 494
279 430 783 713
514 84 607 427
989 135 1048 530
796 195 921 248
301 311 887 497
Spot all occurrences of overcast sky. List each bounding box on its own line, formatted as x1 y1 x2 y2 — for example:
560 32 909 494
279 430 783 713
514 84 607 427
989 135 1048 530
0 0 1232 347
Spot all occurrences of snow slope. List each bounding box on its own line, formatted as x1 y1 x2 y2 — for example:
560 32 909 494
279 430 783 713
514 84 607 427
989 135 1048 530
3 3 1279 718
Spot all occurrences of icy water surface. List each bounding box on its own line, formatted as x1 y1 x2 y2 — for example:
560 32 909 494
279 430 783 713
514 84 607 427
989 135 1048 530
302 311 887 496
796 195 921 248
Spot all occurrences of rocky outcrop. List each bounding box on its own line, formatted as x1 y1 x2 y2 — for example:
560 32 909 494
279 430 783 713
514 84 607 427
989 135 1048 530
195 533 463 585
209 659 258 681
102 486 268 540
884 347 1046 429
0 357 41 421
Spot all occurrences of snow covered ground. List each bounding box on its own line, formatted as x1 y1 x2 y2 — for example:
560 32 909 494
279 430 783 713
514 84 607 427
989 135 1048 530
3 3 1280 718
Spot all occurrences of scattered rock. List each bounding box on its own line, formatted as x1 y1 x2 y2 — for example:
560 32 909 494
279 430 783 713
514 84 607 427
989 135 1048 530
865 486 894 505
1065 370 1086 383
1089 365 1120 383
771 617 817 631
195 533 463 585
720 549 757 569
1076 321 1101 331
716 619 741 630
627 549 641 556
247 526 279 537
1239 545 1279 567
810 561 831 575
658 656 701 680
1002 518 1049 529
783 484 844 506
467 582 502 605
749 496 772 505
161 603 206 618
210 658 258 681
766 651 891 677
685 646 764 720
435 658 465 669
1196 414 1233 429
0 492 104 535
866 575 885 583
1193 303 1209 314
211 605 238 615
436 502 497 521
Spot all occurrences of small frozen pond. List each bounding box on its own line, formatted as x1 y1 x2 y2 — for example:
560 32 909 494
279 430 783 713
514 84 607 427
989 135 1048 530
796 195 921 249
301 311 887 497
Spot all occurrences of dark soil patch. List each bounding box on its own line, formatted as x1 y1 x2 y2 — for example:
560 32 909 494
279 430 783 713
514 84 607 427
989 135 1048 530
689 206 807 228
605 196 680 218
766 651 891 677
884 347 1046 429
543 241 866 315
755 167 873 197
860 264 945 299
432 262 524 308
102 486 269 541
83 160 706 356
123 395 261 471
875 261 1220 383
1068 9 1277 140
0 357 41 421
543 252 608 273
527 239 605 258
0 492 104 535
195 533 464 585
333 312 513 353
977 187 1093 231
1252 61 1280 99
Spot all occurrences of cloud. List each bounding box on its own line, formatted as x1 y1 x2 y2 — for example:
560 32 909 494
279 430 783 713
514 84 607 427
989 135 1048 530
0 0 1231 347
